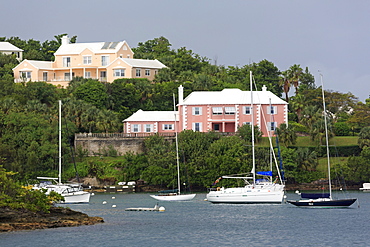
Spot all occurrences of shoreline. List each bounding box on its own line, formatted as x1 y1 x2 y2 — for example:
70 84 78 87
0 206 104 232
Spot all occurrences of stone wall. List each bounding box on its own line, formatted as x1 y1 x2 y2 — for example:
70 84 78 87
74 133 175 156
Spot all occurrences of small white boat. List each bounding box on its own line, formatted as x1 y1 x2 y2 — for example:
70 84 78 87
150 193 196 201
359 183 370 192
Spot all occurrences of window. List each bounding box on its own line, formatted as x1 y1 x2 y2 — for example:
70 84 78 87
267 106 277 114
244 106 251 115
132 124 141 133
136 69 141 77
63 57 71 67
83 56 92 65
193 123 202 132
225 107 236 115
268 122 277 131
145 69 150 76
163 124 174 130
144 124 153 132
192 107 202 115
243 122 251 126
64 72 74 81
20 71 31 79
42 72 48 81
101 56 109 66
212 107 223 115
114 69 125 77
213 124 220 131
85 71 91 78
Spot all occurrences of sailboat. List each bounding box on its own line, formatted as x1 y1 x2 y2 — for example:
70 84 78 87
150 95 196 201
33 100 91 203
206 71 285 204
287 74 357 208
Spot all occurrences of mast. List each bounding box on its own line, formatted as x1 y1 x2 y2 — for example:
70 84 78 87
173 94 181 195
320 74 332 199
58 100 62 185
250 71 256 186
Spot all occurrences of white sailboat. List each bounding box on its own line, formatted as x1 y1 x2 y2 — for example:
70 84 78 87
287 74 357 208
33 100 90 203
206 71 285 204
150 95 196 201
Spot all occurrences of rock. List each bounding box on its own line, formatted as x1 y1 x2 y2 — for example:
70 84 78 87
0 206 104 232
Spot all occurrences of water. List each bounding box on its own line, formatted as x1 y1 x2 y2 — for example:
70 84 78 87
1 191 368 247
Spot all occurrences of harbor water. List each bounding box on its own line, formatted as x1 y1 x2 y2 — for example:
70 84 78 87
1 191 368 247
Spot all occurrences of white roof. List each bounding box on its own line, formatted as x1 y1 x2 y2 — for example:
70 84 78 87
55 40 129 55
0 42 23 52
182 88 287 105
123 109 177 122
12 59 53 71
118 58 166 69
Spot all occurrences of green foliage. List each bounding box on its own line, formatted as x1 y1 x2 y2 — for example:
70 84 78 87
0 166 63 212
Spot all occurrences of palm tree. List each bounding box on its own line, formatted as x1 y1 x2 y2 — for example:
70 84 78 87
358 126 370 149
279 71 290 102
275 123 297 147
286 64 303 94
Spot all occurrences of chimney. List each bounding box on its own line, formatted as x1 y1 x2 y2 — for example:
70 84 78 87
178 85 184 105
61 36 70 45
262 85 267 91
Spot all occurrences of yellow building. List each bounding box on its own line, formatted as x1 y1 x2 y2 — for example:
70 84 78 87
12 36 166 87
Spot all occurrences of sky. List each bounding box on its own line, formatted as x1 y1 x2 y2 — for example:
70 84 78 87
1 0 369 101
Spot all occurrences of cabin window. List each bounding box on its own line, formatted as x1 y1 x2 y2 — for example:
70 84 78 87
267 106 277 114
193 123 202 132
225 107 236 115
83 56 92 65
132 124 141 133
212 107 223 115
101 56 110 66
63 57 71 67
144 124 153 133
268 122 277 131
192 107 202 115
114 69 125 77
163 124 174 130
244 106 251 115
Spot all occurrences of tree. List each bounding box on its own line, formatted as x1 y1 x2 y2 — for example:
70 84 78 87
275 123 297 147
286 64 303 94
358 126 370 149
236 124 262 143
73 79 108 109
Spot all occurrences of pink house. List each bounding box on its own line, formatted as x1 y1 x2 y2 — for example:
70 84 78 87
123 85 288 137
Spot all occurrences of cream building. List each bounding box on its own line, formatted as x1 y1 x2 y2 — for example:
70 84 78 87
0 42 23 61
12 36 166 87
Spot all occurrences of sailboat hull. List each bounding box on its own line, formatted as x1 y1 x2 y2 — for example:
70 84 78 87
206 185 285 204
287 198 357 208
62 191 91 203
150 194 196 201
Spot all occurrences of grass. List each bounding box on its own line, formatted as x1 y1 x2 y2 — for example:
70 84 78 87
258 136 358 147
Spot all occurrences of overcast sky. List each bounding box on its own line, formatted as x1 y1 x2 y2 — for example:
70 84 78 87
1 0 369 101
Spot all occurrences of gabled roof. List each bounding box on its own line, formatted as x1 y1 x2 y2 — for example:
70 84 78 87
0 42 23 52
182 88 287 105
114 58 166 69
54 40 130 55
12 59 53 71
123 109 177 122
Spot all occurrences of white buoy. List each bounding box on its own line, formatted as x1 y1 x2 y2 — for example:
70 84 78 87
295 190 300 194
112 196 116 199
112 205 117 208
159 206 165 212
91 193 95 196
102 201 107 204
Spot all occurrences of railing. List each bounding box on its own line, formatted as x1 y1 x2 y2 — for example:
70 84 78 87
75 132 177 138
